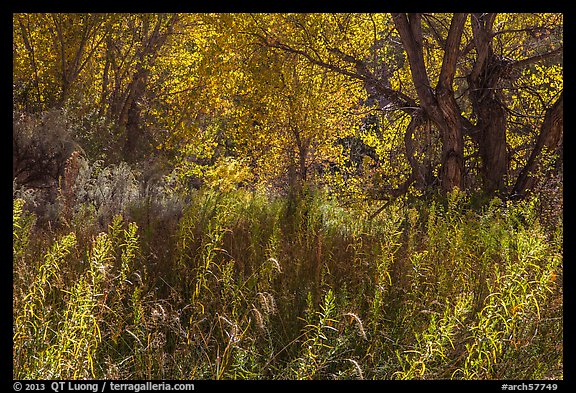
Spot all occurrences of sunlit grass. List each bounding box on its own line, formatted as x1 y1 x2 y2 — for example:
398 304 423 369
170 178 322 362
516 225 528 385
13 188 563 379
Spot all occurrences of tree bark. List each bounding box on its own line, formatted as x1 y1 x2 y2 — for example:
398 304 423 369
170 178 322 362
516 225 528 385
403 111 430 190
511 92 563 199
468 13 508 195
393 13 467 192
122 66 147 162
436 14 467 193
120 14 178 162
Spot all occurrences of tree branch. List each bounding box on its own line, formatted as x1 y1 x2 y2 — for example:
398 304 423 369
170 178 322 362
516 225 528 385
438 13 467 90
470 13 496 81
392 13 437 114
511 91 563 199
249 30 418 113
504 46 563 71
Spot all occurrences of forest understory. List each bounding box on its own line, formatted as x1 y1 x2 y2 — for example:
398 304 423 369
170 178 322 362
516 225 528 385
13 179 563 380
13 13 562 380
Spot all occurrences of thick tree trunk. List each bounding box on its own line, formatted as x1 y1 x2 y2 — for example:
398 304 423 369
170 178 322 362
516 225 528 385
436 14 467 193
511 92 563 199
468 13 508 195
436 89 465 192
476 99 507 194
404 113 424 188
403 111 437 190
393 13 467 193
468 67 508 195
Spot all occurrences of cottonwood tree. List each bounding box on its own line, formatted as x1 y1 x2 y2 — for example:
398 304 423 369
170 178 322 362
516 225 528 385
14 13 190 164
238 13 562 198
171 13 363 195
13 13 562 202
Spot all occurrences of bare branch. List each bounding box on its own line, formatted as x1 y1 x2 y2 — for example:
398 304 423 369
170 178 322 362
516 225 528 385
505 46 562 70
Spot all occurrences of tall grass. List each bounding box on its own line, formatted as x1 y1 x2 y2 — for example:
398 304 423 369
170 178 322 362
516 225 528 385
13 186 562 379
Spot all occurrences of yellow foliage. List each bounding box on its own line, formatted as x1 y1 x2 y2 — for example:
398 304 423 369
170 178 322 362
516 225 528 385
205 157 254 192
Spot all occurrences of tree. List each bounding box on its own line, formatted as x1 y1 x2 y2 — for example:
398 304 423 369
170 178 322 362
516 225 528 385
174 13 363 195
13 13 562 202
14 13 186 163
14 14 112 111
94 13 181 162
392 13 467 193
511 91 562 199
243 13 562 198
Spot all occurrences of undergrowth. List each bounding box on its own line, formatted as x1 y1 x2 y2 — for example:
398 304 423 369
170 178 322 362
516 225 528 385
13 187 563 379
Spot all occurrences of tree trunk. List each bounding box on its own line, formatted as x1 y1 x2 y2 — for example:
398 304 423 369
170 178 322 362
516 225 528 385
436 89 465 192
468 67 508 195
511 92 563 199
122 67 147 162
392 13 467 193
293 129 309 183
476 96 507 195
404 111 435 190
468 13 508 196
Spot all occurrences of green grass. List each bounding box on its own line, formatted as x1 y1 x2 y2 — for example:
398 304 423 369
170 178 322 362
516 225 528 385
13 188 563 379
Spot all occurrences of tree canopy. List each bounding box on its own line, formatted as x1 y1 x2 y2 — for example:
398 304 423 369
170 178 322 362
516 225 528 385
13 13 563 202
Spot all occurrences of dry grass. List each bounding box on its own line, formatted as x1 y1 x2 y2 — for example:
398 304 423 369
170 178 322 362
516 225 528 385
13 185 563 379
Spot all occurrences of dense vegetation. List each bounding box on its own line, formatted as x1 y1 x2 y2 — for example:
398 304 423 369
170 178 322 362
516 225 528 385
13 187 563 379
13 13 562 380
